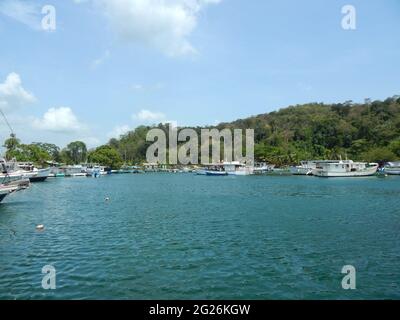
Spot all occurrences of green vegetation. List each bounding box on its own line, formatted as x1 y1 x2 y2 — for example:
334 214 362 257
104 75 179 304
107 96 400 165
3 96 400 167
88 145 123 169
3 138 87 166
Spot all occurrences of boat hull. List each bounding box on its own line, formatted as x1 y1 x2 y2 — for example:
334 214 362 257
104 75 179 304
226 171 252 176
385 169 400 175
290 167 313 175
29 176 48 182
205 171 228 176
0 184 20 203
0 193 8 203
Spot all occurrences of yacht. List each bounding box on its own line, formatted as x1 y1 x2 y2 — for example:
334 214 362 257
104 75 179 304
312 160 379 177
384 162 400 175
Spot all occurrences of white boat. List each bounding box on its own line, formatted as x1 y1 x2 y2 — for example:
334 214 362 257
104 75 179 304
195 169 208 175
0 170 24 182
290 160 337 176
253 163 275 174
87 166 108 177
1 159 49 182
0 182 27 203
63 165 87 177
384 162 400 175
18 164 50 182
0 184 19 203
206 170 228 176
1 159 24 182
312 160 379 177
196 164 228 176
223 161 254 176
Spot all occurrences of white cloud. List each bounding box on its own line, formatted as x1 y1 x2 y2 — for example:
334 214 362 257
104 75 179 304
0 72 36 112
133 109 167 123
92 0 221 56
0 0 41 30
32 107 85 133
107 125 131 138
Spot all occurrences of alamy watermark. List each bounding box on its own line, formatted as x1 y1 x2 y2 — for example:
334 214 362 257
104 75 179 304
341 265 356 290
341 5 356 30
41 5 57 31
146 124 254 165
42 265 56 290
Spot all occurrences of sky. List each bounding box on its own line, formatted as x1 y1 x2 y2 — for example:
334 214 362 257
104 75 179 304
0 0 399 149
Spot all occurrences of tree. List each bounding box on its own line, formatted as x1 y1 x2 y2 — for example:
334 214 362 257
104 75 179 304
4 135 20 160
88 146 123 169
32 142 61 162
389 139 400 157
64 141 87 164
4 142 52 164
361 147 396 162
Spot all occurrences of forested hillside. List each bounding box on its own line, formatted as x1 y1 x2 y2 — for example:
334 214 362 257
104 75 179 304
109 96 400 165
4 96 400 166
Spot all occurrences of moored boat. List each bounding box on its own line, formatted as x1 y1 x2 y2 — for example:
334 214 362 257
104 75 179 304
16 163 50 182
196 164 228 176
384 162 400 175
0 181 27 203
223 161 254 176
312 160 378 177
291 160 327 175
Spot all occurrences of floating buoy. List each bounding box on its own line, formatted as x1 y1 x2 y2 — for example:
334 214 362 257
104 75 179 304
105 197 110 202
36 224 45 231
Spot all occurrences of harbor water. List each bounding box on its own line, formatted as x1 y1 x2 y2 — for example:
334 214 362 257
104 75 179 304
0 174 399 299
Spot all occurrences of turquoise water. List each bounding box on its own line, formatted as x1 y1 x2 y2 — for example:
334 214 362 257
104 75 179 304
0 174 399 300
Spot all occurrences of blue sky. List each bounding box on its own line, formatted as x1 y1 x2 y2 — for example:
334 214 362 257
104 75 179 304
0 0 399 148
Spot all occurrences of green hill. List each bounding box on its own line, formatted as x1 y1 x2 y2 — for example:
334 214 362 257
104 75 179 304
109 96 400 165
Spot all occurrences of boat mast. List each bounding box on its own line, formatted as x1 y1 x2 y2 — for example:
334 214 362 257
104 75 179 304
0 108 16 139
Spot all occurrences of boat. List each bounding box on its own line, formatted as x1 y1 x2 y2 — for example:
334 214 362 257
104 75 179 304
0 178 29 203
223 161 254 176
290 161 318 175
206 170 228 176
312 160 379 177
86 166 109 177
253 163 275 175
196 164 228 176
195 168 207 175
62 165 87 177
384 162 400 175
17 163 50 182
0 184 20 203
0 159 24 182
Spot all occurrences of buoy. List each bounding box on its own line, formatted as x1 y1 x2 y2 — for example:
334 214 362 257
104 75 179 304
36 224 45 231
105 197 110 202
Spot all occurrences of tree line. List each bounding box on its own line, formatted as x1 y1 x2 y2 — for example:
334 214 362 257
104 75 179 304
3 137 123 169
3 96 400 167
